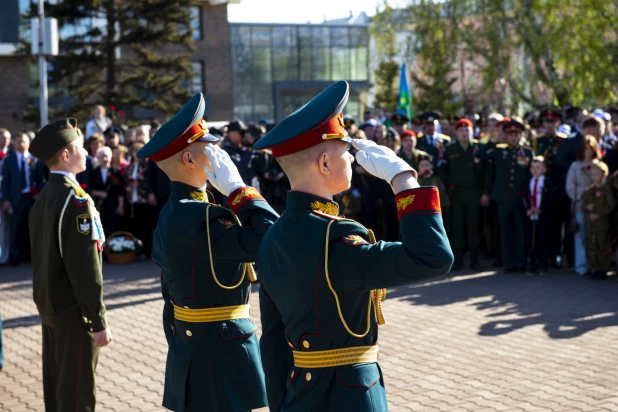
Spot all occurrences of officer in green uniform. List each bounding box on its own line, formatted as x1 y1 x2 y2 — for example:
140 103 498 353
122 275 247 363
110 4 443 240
253 81 454 411
136 93 279 412
483 120 535 272
29 119 112 412
441 118 484 270
416 111 451 167
532 108 568 268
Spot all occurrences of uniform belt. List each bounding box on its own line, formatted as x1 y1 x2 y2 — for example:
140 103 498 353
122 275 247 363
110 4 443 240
172 304 250 323
292 345 379 368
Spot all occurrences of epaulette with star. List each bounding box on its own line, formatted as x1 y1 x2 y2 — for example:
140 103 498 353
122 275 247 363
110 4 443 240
495 143 509 148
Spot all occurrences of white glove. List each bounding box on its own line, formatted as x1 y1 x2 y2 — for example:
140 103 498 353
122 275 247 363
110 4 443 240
351 139 417 187
203 144 246 197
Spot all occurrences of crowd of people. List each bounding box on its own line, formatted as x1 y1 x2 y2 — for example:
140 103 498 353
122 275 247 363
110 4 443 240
2 103 618 279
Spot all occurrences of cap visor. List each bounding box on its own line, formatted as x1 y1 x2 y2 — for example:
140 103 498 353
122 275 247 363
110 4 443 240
196 133 220 143
341 136 352 143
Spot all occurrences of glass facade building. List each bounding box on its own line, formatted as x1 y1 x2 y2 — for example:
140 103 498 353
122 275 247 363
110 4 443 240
230 23 370 123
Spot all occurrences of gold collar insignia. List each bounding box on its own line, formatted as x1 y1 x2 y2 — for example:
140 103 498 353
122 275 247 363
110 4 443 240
189 191 209 202
310 200 339 216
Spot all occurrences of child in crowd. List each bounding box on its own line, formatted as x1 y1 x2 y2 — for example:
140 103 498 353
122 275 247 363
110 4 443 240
417 155 449 210
524 156 555 275
582 160 614 279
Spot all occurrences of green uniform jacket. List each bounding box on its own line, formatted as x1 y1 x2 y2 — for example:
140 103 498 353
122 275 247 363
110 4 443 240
153 182 279 412
441 140 484 190
484 144 534 204
532 132 567 193
258 188 453 411
29 173 107 331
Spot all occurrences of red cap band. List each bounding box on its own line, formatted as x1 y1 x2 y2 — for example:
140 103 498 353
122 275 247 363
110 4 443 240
151 120 208 162
396 187 442 219
272 112 348 158
455 119 473 129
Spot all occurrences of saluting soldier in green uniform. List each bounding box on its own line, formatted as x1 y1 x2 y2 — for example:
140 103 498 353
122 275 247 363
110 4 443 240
416 111 451 167
29 119 112 412
483 120 535 272
253 81 454 411
441 118 484 271
136 93 279 412
532 108 568 268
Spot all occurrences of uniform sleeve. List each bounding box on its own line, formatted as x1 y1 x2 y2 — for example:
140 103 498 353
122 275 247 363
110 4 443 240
61 198 107 332
329 187 453 292
200 187 279 262
259 284 293 412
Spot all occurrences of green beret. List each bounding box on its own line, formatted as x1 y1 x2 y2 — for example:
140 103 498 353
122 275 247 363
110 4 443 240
30 118 83 162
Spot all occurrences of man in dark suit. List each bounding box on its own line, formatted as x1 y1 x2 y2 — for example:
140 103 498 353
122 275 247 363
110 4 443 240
1 132 46 265
145 157 171 215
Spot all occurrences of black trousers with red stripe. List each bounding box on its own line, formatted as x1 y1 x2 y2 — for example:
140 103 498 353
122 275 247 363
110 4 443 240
42 324 99 412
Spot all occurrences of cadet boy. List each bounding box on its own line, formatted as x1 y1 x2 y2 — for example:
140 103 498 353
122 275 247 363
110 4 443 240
582 160 614 280
29 119 112 412
136 93 279 412
523 156 556 275
254 81 454 411
441 118 484 270
484 120 534 272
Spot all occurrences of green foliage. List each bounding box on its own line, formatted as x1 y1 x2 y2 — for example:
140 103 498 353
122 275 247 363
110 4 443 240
19 0 197 123
371 1 399 113
407 0 460 115
445 0 618 109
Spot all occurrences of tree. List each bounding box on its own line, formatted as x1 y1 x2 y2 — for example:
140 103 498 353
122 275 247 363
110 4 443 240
21 0 197 124
371 2 400 114
406 0 460 115
446 0 618 108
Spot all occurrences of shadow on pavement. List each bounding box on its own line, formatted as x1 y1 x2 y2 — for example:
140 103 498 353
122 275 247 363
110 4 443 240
388 268 618 339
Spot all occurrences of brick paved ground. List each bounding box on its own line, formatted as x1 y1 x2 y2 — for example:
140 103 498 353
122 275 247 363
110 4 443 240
1 261 618 411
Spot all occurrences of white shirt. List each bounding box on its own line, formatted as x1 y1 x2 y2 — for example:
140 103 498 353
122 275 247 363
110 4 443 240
529 175 545 220
101 168 108 184
16 151 31 193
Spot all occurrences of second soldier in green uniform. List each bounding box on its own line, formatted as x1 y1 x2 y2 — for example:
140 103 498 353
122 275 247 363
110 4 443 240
441 118 484 270
136 93 279 412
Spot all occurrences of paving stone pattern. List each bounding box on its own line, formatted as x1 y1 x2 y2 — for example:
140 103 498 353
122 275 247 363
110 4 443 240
1 262 618 411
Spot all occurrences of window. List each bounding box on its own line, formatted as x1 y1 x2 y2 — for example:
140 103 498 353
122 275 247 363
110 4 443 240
190 62 204 94
190 6 202 40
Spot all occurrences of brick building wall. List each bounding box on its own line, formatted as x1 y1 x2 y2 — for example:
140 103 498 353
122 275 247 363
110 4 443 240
0 56 31 133
197 3 233 122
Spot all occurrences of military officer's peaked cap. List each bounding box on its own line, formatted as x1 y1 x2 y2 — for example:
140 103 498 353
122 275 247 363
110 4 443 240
503 119 525 133
30 118 83 162
420 111 442 123
390 109 409 124
540 108 562 121
253 80 351 157
137 93 218 161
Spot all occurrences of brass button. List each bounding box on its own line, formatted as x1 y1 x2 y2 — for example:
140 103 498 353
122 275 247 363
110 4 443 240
305 372 312 381
186 330 193 337
303 340 310 349
291 371 295 379
510 176 514 180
